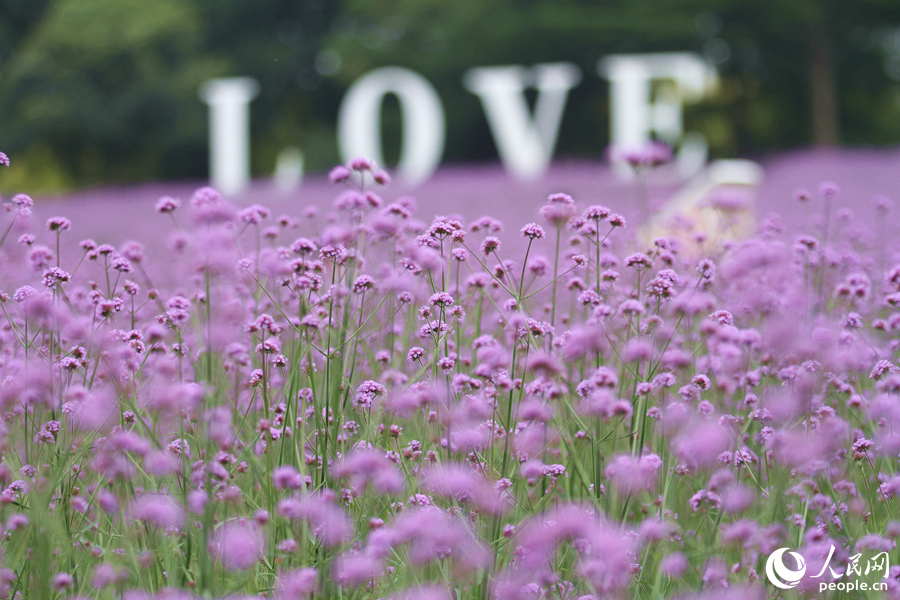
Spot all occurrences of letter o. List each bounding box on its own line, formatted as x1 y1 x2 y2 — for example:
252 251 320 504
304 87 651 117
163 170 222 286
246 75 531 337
337 67 445 186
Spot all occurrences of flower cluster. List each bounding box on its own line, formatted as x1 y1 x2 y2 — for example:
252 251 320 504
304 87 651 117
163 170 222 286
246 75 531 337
0 154 896 600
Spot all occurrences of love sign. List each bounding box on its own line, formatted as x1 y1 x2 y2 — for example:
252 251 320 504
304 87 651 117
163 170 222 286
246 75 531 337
201 53 717 195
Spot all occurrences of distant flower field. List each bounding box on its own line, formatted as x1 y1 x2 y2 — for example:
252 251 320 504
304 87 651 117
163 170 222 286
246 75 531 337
0 153 899 599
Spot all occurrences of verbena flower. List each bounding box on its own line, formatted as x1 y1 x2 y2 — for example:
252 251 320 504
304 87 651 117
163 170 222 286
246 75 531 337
209 520 266 570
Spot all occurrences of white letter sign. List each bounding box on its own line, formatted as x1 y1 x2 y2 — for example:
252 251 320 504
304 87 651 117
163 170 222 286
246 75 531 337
337 67 445 186
200 77 259 196
598 53 717 177
463 63 581 181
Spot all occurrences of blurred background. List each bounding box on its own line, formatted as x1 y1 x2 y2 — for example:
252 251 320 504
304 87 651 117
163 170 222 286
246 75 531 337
2 0 900 194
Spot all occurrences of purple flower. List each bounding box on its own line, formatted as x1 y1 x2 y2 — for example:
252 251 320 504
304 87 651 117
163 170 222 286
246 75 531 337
638 518 675 542
41 267 70 289
128 494 185 529
520 222 545 240
277 567 318 599
539 193 577 226
390 508 491 572
144 450 179 476
609 140 673 169
387 586 454 600
672 420 733 469
6 514 28 530
51 573 73 591
372 169 390 185
350 157 373 171
429 292 454 307
273 465 305 490
710 189 750 212
481 236 501 255
332 448 405 495
331 553 383 587
622 339 653 363
209 520 266 570
92 563 127 589
191 186 220 206
329 165 352 183
187 490 208 514
421 463 506 513
689 489 722 511
605 453 662 496
239 204 271 225
819 181 839 198
709 310 734 326
12 193 32 208
870 359 899 380
625 252 652 269
659 552 688 577
97 489 120 514
354 380 386 409
278 492 353 547
155 195 181 213
46 216 71 232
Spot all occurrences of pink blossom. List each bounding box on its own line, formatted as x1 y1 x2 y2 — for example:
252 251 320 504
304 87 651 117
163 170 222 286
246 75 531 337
128 494 185 529
209 520 266 570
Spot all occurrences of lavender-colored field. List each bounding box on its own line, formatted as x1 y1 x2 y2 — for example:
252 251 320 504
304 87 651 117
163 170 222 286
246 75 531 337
32 147 900 251
3 149 900 599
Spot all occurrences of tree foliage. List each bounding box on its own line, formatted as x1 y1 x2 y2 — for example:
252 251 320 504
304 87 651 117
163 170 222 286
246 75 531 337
0 0 900 190
326 0 900 161
0 0 224 190
0 0 338 191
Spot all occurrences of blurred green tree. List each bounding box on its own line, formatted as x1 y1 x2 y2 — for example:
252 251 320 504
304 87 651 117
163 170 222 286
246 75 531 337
0 0 340 191
711 0 900 148
326 0 718 164
0 0 226 192
1 0 900 190
0 0 52 60
325 0 900 162
193 0 341 174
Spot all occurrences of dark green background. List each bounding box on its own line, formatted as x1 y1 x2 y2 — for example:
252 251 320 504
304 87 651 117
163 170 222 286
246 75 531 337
1 0 898 192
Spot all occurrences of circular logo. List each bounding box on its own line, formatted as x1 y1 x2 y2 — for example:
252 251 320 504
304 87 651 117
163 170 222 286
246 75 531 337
765 547 807 590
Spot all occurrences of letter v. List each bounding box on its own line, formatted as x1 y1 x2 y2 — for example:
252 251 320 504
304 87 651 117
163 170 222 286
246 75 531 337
463 63 581 181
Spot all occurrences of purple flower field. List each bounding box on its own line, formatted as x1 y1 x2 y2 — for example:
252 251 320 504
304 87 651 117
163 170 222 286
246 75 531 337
2 149 900 599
